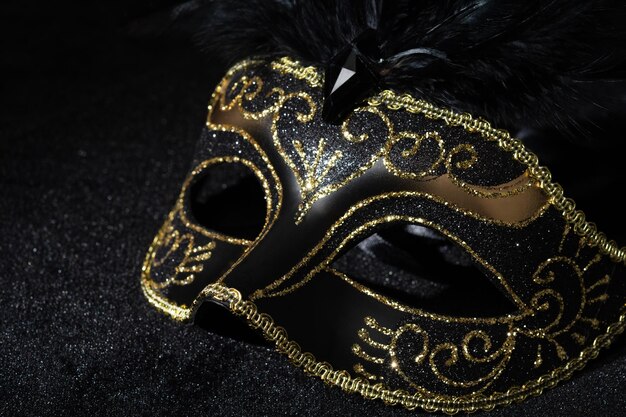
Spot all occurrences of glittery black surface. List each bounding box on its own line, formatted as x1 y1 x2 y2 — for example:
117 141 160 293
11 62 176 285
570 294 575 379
2 3 625 416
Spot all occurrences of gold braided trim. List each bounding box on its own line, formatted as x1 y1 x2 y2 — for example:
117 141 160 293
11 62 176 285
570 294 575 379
368 90 626 264
142 57 626 413
203 283 626 414
271 58 323 87
271 56 626 265
142 278 189 321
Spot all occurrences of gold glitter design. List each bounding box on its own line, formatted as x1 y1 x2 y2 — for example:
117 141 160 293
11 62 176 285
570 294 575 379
444 144 533 198
586 274 610 293
534 345 543 368
383 131 445 179
427 332 514 390
140 57 626 413
215 67 542 223
522 256 585 338
149 222 216 289
353 363 378 381
291 137 344 221
358 328 390 350
352 318 520 397
141 231 193 321
270 56 625 262
197 282 626 414
272 103 392 221
571 333 586 345
366 90 626 264
354 317 513 395
352 344 385 364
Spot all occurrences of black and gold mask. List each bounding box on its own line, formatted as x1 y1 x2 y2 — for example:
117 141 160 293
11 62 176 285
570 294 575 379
141 58 626 413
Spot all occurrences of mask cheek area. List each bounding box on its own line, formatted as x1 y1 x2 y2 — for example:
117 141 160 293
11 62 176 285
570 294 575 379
247 208 625 399
251 220 522 384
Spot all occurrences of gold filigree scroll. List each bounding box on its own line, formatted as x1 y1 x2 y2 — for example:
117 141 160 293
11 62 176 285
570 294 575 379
195 281 626 414
148 221 216 290
273 103 393 222
141 57 626 414
353 316 515 396
347 222 611 396
383 131 445 179
211 68 547 224
212 70 393 221
202 62 618 402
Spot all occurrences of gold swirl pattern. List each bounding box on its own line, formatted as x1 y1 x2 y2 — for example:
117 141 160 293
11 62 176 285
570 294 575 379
428 334 514 390
149 221 216 289
273 102 392 221
383 131 445 179
215 66 538 221
346 222 611 398
189 282 626 414
354 316 516 395
444 144 532 198
139 57 626 413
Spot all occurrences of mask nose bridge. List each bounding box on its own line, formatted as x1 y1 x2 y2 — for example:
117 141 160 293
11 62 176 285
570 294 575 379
209 161 396 300
200 114 322 297
209 157 403 300
203 90 396 300
215 204 322 298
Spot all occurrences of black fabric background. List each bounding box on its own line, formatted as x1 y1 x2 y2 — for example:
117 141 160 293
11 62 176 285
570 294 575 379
1 2 625 416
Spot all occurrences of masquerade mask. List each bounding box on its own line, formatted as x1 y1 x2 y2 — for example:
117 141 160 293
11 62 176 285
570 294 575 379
141 57 626 413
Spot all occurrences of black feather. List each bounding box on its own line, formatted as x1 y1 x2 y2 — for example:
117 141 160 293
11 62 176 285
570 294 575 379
158 0 626 138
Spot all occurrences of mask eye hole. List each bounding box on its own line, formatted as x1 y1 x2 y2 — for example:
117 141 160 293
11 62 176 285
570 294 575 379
331 222 518 317
187 161 267 241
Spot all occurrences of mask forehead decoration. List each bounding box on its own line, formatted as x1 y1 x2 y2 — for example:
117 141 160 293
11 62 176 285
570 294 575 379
141 57 626 413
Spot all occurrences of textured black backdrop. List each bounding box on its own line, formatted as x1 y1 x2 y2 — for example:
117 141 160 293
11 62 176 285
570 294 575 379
1 2 625 416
